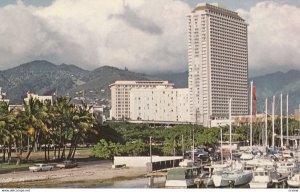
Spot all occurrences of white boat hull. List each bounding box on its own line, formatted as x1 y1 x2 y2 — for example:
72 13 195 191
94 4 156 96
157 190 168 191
287 180 300 188
213 171 253 187
204 178 214 186
165 179 195 188
212 175 230 187
249 181 271 188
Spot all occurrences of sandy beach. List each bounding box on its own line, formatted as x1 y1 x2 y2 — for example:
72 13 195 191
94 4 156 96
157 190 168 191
0 160 148 188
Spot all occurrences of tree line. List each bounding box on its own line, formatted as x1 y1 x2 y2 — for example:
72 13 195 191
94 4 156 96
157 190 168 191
91 118 300 159
2 98 299 164
0 97 97 165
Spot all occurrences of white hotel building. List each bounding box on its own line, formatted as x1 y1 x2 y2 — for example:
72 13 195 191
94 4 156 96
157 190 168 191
188 3 248 127
110 81 189 122
130 87 189 122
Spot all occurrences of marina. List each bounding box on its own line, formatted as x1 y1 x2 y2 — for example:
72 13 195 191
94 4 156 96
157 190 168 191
142 94 300 189
145 149 300 189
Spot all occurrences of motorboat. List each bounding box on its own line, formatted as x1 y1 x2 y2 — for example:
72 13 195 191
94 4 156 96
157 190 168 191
239 152 254 161
246 157 276 170
276 159 300 177
165 159 200 188
287 173 300 188
249 166 285 188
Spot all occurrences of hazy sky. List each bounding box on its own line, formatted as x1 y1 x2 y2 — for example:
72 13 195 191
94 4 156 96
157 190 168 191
0 0 300 75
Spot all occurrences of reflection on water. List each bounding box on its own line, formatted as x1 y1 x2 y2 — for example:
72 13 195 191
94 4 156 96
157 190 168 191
62 176 166 188
82 177 166 188
1 176 253 189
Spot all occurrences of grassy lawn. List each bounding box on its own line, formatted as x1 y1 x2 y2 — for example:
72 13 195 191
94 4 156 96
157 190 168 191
0 163 30 170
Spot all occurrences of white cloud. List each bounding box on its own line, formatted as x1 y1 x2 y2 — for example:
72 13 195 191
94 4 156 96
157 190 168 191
0 0 190 72
237 1 300 73
1 1 299 74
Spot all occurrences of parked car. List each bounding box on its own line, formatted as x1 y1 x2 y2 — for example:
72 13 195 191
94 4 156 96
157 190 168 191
56 160 78 169
29 164 54 172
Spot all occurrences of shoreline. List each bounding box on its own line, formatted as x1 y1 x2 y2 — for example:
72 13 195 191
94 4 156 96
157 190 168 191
0 160 148 188
0 174 148 188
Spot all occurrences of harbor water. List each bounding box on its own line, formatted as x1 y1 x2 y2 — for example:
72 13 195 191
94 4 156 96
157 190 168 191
0 176 166 188
1 176 254 188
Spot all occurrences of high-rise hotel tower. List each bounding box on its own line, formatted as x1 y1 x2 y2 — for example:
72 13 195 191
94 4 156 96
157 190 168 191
188 3 248 127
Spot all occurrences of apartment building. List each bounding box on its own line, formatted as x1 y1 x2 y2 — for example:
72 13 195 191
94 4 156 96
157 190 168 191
187 3 248 127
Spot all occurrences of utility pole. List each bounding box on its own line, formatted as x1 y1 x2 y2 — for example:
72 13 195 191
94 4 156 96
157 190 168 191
250 81 253 149
265 98 268 147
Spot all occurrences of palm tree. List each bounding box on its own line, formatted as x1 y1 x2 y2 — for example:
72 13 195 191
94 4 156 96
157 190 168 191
38 99 55 162
21 98 48 162
52 97 74 160
0 101 11 163
67 101 95 159
0 101 19 164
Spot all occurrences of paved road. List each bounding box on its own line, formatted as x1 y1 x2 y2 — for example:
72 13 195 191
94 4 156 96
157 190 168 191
0 159 112 174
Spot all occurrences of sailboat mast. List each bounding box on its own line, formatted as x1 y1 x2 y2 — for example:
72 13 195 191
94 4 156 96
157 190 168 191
272 96 275 149
281 93 283 148
192 124 195 164
265 98 268 147
229 98 232 161
250 81 253 150
286 94 289 147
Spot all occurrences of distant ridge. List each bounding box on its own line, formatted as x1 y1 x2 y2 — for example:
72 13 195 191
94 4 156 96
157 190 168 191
250 69 300 114
0 60 159 104
1 60 300 114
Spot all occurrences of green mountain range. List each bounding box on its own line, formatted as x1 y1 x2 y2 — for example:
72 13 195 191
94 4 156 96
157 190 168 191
1 60 299 115
1 60 159 104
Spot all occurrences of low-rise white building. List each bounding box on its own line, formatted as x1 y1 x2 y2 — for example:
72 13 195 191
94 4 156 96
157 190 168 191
24 92 53 104
110 81 174 120
130 87 189 122
110 81 190 122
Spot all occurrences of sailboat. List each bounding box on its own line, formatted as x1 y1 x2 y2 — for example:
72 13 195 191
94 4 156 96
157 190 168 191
212 98 253 187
